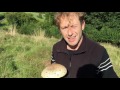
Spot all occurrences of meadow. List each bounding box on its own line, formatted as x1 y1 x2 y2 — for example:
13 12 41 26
0 30 120 78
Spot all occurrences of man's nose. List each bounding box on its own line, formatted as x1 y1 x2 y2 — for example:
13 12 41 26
67 27 73 36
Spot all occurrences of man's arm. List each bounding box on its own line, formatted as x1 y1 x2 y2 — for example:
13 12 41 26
97 49 118 78
51 45 56 64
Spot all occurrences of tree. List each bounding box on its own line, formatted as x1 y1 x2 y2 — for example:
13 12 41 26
5 12 38 35
5 12 17 35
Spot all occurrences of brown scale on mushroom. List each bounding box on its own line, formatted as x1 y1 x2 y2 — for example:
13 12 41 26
41 63 67 78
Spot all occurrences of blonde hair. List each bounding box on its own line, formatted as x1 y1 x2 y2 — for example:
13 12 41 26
54 12 86 28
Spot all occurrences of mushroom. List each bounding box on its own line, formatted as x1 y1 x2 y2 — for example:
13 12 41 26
41 63 67 78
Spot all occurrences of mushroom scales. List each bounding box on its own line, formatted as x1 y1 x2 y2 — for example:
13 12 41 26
41 63 67 78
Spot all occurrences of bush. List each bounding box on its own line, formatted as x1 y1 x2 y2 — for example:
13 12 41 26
18 23 38 35
84 24 120 46
44 25 61 38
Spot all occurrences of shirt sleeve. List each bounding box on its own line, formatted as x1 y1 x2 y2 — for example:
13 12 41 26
51 45 56 64
51 53 56 64
97 49 118 78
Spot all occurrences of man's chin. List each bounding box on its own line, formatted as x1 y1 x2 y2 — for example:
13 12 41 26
68 43 77 47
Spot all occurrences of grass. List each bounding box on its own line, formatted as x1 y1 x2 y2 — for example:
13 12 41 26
0 30 57 78
0 30 120 78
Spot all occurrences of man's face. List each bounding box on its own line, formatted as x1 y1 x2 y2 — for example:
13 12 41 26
59 13 85 47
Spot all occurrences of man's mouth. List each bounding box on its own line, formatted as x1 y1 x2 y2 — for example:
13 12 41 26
68 37 76 42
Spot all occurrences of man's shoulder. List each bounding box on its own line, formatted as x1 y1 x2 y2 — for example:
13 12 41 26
53 38 64 48
86 36 105 51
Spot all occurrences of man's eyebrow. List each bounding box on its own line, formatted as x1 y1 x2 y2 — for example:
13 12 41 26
73 24 78 25
61 24 69 27
61 26 68 29
70 24 78 26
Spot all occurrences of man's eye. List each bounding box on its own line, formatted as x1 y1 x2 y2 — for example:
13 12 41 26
62 27 68 30
72 26 77 28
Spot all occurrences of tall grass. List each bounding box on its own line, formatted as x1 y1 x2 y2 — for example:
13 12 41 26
0 30 119 78
0 30 57 78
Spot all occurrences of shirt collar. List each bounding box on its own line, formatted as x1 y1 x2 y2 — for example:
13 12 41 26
74 33 87 54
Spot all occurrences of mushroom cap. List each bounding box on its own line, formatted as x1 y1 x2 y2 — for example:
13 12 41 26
41 63 67 78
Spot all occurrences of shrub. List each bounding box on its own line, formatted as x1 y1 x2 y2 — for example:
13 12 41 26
44 25 61 38
84 24 120 46
17 23 38 35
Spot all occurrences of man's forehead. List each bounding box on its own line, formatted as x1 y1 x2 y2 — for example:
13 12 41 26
60 18 79 28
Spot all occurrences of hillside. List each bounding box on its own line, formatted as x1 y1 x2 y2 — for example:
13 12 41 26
0 30 120 78
0 30 57 78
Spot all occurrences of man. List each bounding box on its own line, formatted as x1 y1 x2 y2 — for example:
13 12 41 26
51 12 118 78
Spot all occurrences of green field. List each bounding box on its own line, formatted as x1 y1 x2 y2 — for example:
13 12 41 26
0 30 120 78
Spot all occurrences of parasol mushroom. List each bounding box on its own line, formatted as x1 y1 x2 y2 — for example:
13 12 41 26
41 63 67 78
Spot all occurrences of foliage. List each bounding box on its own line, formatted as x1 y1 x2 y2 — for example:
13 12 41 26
44 25 61 38
18 22 39 35
84 24 120 46
38 12 61 38
5 12 38 34
1 12 120 45
5 12 38 26
0 13 5 20
85 12 120 31
84 12 120 46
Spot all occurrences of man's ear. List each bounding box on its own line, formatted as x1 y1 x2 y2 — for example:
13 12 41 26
82 20 85 31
